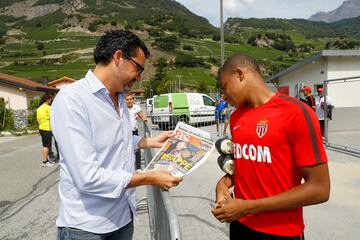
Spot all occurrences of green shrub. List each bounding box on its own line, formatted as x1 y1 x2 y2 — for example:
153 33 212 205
182 44 194 51
0 98 14 131
27 97 41 128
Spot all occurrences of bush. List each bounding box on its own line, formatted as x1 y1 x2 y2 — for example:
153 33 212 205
182 44 194 51
0 98 14 131
148 28 164 38
154 35 180 51
212 34 220 41
36 41 45 50
27 97 41 128
175 54 206 68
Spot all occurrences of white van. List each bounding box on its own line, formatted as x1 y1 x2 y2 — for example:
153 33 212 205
151 92 215 128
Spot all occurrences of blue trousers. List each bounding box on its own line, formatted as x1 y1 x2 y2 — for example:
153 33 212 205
57 221 133 240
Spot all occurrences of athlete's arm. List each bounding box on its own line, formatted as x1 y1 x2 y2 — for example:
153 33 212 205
214 174 234 206
212 163 330 223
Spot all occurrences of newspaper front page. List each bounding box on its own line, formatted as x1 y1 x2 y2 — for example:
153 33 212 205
144 122 215 177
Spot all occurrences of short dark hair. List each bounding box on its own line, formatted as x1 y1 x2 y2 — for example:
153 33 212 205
219 53 261 76
93 30 150 65
41 94 52 104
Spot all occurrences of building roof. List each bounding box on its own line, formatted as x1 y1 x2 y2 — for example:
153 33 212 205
129 88 145 94
0 72 58 92
267 50 360 82
48 76 76 87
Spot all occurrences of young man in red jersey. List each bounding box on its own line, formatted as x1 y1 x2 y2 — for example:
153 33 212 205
211 54 330 240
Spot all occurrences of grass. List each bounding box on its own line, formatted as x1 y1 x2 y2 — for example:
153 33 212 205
167 67 216 87
1 59 94 82
181 38 286 60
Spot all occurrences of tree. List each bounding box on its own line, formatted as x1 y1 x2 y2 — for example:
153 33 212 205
182 44 194 51
154 35 180 51
144 58 171 98
0 97 14 131
36 41 45 51
27 97 41 128
212 33 220 42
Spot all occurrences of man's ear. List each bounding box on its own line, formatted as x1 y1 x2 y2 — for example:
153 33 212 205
114 50 124 65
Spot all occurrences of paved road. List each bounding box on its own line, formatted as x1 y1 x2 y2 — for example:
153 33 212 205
0 134 359 240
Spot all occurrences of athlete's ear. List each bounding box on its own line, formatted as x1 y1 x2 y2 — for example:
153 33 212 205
235 68 245 82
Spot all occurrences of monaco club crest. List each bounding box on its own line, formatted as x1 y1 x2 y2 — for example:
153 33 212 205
256 119 268 138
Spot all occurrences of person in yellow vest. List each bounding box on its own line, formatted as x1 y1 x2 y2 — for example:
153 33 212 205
36 94 54 167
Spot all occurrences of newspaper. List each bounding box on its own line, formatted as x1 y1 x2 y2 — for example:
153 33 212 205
144 122 215 177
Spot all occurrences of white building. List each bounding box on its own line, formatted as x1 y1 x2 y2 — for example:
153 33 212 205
48 76 76 89
267 50 360 107
0 72 57 128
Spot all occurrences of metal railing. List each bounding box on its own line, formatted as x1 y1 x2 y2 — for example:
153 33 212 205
139 122 182 240
323 76 360 157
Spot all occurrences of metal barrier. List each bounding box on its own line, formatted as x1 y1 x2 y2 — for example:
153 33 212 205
139 122 182 240
148 110 232 139
323 76 360 157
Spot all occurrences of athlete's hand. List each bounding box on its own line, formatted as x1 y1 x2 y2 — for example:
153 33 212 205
211 198 252 223
214 175 232 207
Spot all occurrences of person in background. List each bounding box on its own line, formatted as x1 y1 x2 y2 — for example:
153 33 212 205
300 85 316 111
215 92 229 136
126 93 148 170
212 53 330 240
316 87 334 137
36 94 54 167
51 30 182 240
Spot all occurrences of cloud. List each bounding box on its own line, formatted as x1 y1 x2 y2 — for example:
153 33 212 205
239 0 256 4
224 0 256 15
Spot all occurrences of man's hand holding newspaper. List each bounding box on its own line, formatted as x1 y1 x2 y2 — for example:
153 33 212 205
144 122 215 177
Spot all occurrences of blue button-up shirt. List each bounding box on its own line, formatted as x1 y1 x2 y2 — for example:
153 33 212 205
51 70 141 233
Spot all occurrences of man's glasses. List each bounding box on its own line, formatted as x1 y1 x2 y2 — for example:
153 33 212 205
125 56 144 76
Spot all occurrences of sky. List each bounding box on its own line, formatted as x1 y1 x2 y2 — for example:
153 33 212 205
176 0 345 27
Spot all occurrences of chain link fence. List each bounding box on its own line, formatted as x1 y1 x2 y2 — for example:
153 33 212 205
324 76 360 157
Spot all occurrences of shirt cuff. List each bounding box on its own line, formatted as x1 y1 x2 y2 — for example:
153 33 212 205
132 135 142 151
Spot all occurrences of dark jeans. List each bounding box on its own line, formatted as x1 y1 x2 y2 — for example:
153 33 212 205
133 130 141 170
57 221 133 240
230 221 304 240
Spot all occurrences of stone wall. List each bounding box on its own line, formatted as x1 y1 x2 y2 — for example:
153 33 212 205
12 109 28 129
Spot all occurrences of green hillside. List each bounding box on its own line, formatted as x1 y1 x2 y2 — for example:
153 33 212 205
225 17 360 38
1 1 360 94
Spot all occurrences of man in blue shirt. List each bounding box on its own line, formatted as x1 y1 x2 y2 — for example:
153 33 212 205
215 92 229 136
51 30 183 240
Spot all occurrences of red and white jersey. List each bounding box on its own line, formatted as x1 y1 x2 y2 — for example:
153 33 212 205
230 93 328 237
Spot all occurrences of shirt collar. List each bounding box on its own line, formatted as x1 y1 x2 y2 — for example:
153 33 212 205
85 70 107 94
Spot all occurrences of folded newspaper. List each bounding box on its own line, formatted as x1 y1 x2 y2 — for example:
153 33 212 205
144 122 215 177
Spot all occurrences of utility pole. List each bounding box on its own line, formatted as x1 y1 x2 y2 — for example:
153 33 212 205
220 0 225 66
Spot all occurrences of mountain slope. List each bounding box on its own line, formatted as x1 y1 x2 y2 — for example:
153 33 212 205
309 0 360 23
0 0 216 37
225 17 360 38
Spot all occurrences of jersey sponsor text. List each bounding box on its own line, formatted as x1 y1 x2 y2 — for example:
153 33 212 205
234 143 272 163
